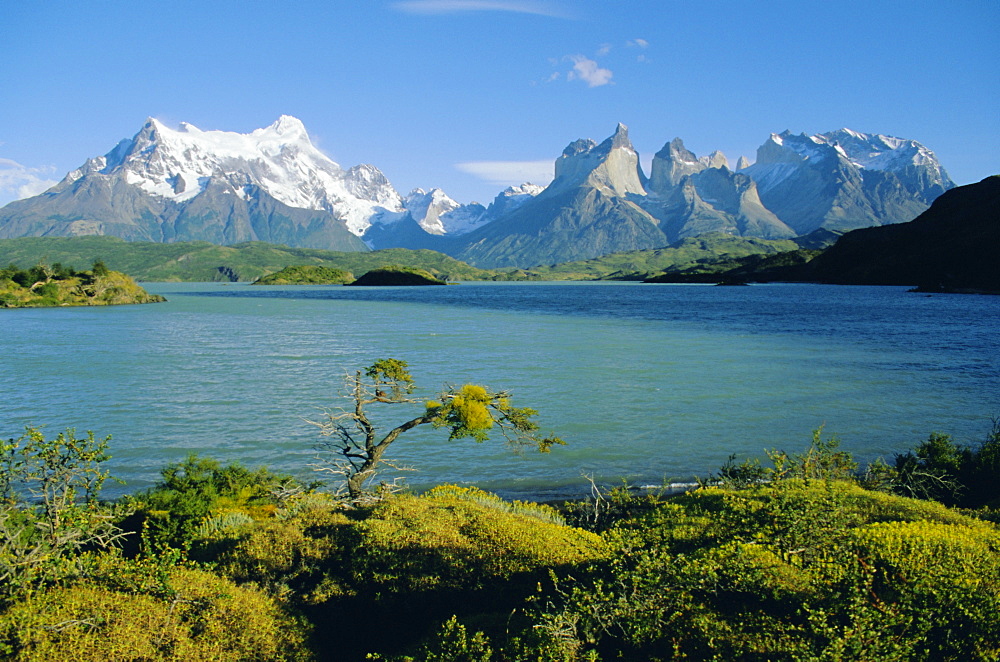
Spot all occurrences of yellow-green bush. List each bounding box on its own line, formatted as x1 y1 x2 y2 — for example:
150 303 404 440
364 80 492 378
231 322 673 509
211 487 606 601
518 481 1000 661
355 487 608 592
0 565 312 661
207 487 607 660
209 499 352 604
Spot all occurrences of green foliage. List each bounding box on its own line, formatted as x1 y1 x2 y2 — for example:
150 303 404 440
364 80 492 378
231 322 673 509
0 561 313 660
207 487 606 660
366 358 417 398
401 616 494 662
253 264 354 285
562 480 663 533
518 481 1000 661
133 454 302 552
424 485 568 526
643 248 821 283
890 421 1000 509
713 426 857 489
0 260 164 308
207 495 350 605
0 427 125 603
505 233 804 281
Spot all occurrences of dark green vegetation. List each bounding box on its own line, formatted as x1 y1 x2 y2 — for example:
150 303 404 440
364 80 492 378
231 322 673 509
502 234 807 281
254 264 354 285
0 233 833 285
347 266 448 286
0 261 165 308
797 175 1000 292
643 248 820 284
3 412 998 660
891 421 1000 509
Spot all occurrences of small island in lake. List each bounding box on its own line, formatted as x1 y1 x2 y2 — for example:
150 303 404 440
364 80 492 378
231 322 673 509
347 265 448 286
253 264 354 285
0 261 165 308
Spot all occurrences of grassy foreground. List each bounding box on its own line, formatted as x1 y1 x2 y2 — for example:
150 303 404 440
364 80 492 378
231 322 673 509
1 424 997 661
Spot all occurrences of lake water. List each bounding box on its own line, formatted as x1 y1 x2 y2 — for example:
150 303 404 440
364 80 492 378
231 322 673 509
3 281 998 500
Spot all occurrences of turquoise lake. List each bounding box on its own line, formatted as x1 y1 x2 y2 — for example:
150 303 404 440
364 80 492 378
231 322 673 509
3 281 998 500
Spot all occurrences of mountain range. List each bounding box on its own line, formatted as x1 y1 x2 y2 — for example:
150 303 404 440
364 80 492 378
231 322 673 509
0 117 954 268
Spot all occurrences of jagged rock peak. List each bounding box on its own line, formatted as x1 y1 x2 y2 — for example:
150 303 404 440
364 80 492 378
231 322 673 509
562 138 598 158
551 124 644 196
701 150 729 170
603 122 634 152
736 156 752 170
655 137 697 163
649 137 705 192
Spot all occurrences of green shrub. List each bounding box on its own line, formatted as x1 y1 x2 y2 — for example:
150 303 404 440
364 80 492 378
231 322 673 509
354 488 607 593
0 563 313 660
0 427 126 603
516 481 1000 661
132 454 303 551
893 421 1000 508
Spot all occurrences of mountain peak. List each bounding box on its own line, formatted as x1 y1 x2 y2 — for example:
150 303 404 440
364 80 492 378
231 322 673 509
551 125 644 196
649 137 706 192
609 122 632 150
266 115 309 138
68 117 404 235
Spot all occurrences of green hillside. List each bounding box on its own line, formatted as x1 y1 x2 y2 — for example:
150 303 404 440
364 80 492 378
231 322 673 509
509 234 803 280
0 236 498 283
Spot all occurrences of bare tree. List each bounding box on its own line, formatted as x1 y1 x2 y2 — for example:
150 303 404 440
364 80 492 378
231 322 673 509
309 359 564 501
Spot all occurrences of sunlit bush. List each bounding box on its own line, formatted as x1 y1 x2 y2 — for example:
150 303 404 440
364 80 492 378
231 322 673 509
0 563 312 661
516 481 1000 661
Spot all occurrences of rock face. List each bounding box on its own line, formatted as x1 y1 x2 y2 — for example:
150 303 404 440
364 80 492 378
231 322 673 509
456 125 668 268
643 137 794 242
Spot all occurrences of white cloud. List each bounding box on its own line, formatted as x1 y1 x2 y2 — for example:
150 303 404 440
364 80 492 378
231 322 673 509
392 0 568 17
455 159 553 188
627 38 649 49
0 158 59 208
566 55 613 87
596 43 612 56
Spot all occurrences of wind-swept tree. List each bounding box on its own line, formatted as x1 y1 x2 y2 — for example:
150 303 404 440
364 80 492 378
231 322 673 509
310 359 564 501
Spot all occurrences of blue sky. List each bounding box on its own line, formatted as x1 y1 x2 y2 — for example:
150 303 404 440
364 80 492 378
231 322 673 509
1 0 997 207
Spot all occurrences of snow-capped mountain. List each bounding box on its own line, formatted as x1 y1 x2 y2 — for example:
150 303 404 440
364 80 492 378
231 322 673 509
67 115 404 235
0 117 955 268
402 188 488 235
456 124 670 267
453 125 953 267
742 129 954 233
0 117 417 249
